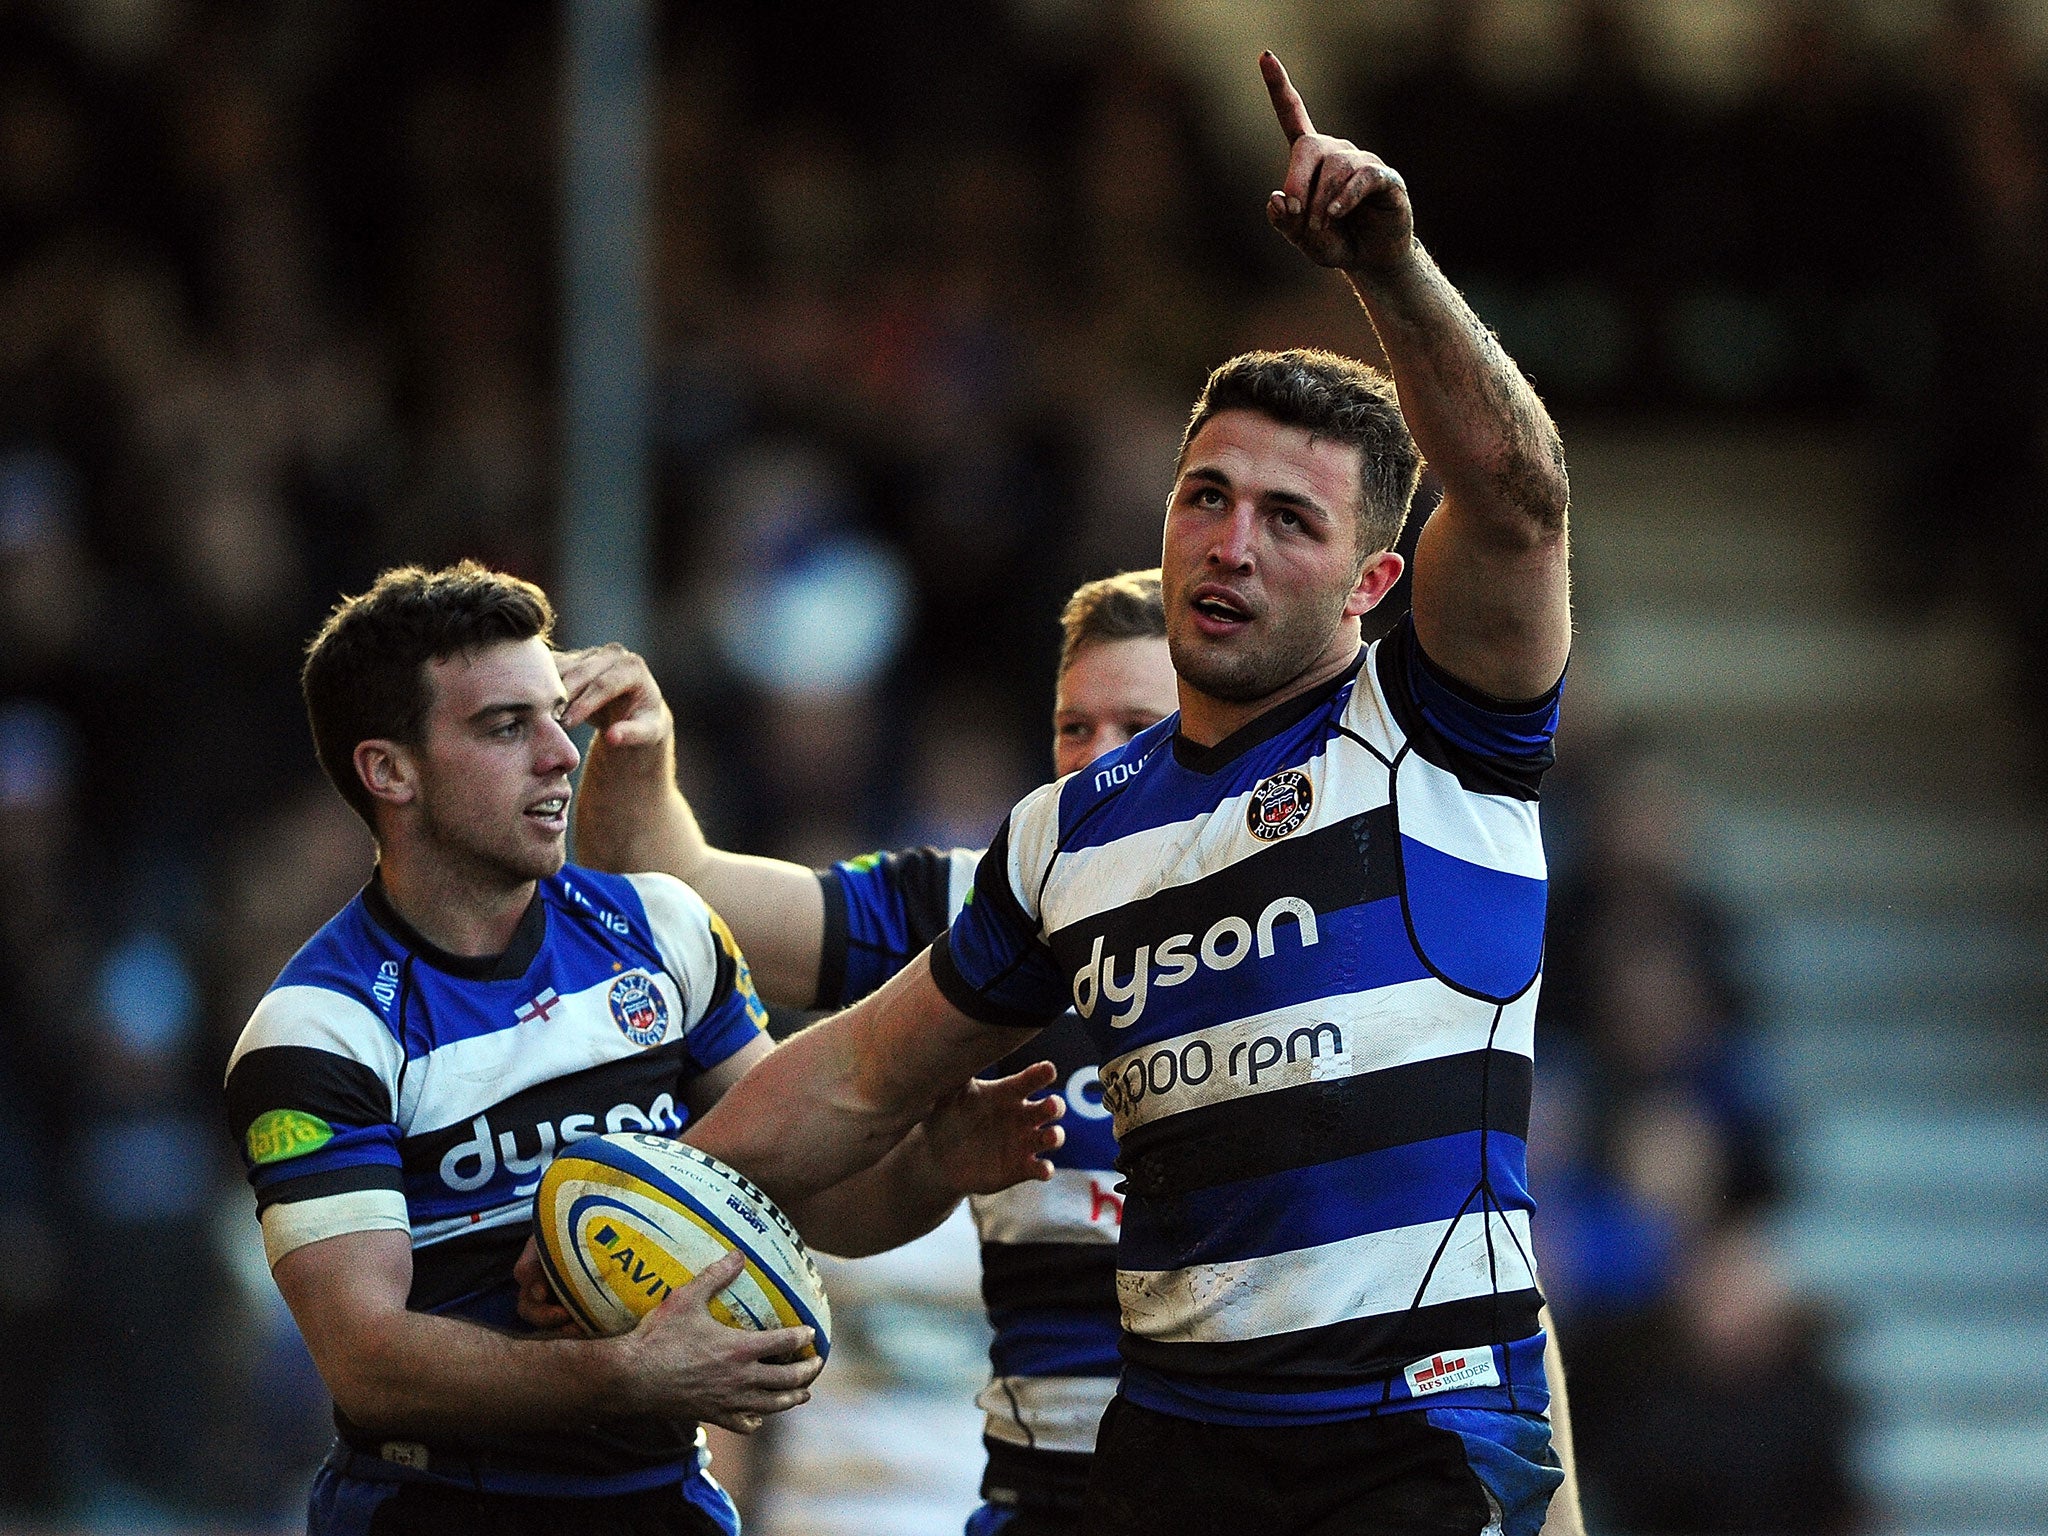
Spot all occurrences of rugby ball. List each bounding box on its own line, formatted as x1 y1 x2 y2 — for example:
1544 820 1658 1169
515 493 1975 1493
532 1132 830 1359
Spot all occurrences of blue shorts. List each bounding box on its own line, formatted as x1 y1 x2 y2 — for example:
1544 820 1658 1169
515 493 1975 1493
307 1445 739 1536
1079 1396 1562 1536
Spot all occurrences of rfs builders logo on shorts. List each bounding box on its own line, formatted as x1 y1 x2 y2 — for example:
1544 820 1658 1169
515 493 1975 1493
1404 1347 1501 1399
608 970 670 1047
1247 769 1313 841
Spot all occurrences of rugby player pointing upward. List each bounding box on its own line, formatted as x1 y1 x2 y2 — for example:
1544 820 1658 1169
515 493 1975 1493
687 55 1580 1535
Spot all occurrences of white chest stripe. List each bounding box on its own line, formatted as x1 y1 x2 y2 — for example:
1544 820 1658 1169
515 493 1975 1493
1395 750 1548 880
229 985 404 1085
1100 979 1535 1136
1039 748 1393 933
1117 1207 1536 1345
401 970 686 1134
970 1164 1125 1246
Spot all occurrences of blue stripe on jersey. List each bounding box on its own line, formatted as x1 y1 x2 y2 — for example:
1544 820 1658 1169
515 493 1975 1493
688 976 769 1073
1398 837 1546 1001
1403 615 1562 762
1070 895 1425 1052
1120 1331 1552 1426
1117 1132 1532 1272
987 1308 1125 1379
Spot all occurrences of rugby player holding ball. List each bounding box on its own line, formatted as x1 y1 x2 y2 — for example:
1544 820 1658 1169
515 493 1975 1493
223 565 1063 1536
679 55 1585 1536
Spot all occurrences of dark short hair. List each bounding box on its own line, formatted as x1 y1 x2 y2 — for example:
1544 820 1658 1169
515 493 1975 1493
301 561 555 826
1059 568 1165 674
1178 349 1421 559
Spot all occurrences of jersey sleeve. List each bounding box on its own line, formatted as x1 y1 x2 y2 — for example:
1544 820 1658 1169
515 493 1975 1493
929 783 1071 1030
1371 611 1564 800
815 845 981 1008
624 871 771 1073
223 986 410 1267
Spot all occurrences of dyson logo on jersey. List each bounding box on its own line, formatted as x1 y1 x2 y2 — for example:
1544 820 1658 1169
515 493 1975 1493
1070 896 1320 1028
439 1094 684 1193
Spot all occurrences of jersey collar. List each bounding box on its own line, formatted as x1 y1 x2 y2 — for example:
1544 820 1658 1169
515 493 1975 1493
1170 646 1367 776
362 873 548 981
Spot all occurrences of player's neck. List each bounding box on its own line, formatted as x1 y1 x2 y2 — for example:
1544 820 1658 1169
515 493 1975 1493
1176 624 1363 748
375 845 537 960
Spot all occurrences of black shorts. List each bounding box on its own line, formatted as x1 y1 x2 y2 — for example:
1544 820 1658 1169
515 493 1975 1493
1078 1396 1561 1536
969 1436 1094 1536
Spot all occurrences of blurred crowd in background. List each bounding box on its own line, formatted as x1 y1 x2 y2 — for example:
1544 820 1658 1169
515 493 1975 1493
0 0 2040 1528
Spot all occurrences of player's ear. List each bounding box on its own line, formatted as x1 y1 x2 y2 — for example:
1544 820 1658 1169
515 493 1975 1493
1344 548 1404 619
355 739 419 809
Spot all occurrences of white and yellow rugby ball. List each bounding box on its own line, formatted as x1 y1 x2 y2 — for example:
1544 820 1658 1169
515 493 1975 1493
533 1132 830 1359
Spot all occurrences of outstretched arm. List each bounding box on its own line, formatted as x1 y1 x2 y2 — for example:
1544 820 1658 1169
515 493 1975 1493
563 645 825 1005
1261 53 1570 700
515 1046 1062 1328
685 951 1052 1214
786 1059 1064 1257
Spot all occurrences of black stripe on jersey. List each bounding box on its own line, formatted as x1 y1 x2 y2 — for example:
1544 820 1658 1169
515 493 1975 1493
224 1045 395 1143
1117 1050 1532 1199
409 1221 532 1314
257 1162 406 1212
398 1040 694 1188
981 1242 1121 1314
1119 1288 1545 1394
1042 807 1400 970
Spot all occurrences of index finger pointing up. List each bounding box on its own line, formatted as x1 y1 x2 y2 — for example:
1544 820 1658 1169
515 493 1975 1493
1261 51 1316 142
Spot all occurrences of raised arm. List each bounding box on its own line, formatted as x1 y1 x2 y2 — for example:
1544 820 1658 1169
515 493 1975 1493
562 644 825 1004
1261 53 1570 700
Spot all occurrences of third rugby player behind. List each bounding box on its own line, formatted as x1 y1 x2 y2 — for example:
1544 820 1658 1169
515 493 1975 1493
552 571 1178 1536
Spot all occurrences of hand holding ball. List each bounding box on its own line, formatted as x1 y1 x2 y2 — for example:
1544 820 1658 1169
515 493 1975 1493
532 1132 831 1358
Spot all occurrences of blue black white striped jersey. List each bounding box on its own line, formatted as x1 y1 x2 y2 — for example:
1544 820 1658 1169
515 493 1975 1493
933 615 1562 1427
223 866 768 1492
819 848 1123 1466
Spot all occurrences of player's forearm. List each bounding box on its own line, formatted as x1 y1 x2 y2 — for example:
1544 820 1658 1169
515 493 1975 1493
1538 1307 1587 1536
575 728 705 879
316 1304 634 1438
1346 250 1568 546
576 737 826 1006
686 996 927 1211
787 1124 960 1259
688 955 1007 1209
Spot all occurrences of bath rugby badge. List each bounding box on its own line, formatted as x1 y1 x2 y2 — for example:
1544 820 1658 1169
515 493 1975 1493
608 970 670 1047
1247 769 1313 841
